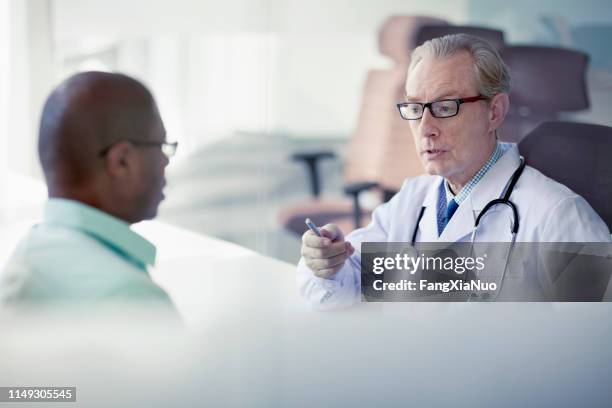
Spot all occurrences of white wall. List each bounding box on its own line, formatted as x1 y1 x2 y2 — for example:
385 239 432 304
0 0 10 172
50 0 467 143
0 0 11 212
51 0 274 40
5 0 612 175
4 0 55 177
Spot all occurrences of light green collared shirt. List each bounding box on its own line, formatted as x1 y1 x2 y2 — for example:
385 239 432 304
0 198 174 308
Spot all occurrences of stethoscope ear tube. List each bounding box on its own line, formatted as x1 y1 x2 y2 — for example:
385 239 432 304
503 156 526 202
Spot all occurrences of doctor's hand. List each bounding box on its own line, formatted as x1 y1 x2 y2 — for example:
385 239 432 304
301 224 355 279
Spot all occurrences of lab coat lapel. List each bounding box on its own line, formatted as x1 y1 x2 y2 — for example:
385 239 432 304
438 144 521 243
437 196 476 242
418 176 443 242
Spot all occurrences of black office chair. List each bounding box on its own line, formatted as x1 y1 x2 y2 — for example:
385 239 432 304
518 121 612 231
500 46 590 143
519 121 612 301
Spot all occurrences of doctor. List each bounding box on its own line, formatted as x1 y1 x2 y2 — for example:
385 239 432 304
297 34 611 308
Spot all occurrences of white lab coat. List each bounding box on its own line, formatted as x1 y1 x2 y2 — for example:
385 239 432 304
297 144 612 308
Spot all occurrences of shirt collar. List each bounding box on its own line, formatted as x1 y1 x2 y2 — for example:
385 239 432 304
467 142 521 211
43 198 156 267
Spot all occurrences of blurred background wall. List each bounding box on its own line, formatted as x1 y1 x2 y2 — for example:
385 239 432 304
1 0 611 263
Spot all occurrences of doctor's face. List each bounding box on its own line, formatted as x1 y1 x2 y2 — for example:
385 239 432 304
404 51 498 186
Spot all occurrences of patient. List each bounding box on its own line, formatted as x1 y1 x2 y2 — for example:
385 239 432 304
0 72 177 309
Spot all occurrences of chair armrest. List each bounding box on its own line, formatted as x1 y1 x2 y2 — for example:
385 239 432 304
343 181 379 228
291 151 337 198
343 181 379 196
381 188 398 203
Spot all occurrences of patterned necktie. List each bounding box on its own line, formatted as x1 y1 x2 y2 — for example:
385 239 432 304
438 198 459 236
436 180 462 236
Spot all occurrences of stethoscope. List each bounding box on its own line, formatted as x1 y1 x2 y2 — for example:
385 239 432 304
410 156 526 300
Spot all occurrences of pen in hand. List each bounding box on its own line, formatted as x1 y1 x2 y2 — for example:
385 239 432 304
305 218 322 237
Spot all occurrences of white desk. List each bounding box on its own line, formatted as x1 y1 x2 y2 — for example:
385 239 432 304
133 221 301 328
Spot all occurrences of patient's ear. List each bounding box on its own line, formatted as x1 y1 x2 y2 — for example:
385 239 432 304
488 93 510 132
104 141 133 178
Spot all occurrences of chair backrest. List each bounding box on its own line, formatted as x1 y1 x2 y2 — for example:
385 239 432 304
500 46 590 142
518 121 612 231
415 25 505 49
345 16 448 190
378 16 450 65
502 45 589 112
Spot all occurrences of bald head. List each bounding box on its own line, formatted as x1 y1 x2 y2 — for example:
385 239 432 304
39 71 159 189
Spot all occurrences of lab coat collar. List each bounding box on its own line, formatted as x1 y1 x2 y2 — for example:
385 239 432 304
423 176 444 208
437 143 521 242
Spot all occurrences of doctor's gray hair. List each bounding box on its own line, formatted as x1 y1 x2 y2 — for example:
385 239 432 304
408 33 511 98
